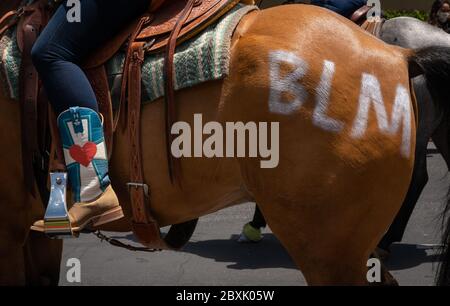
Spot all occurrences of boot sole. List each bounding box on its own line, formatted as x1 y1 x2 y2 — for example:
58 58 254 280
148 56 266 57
72 206 125 232
30 225 45 232
31 207 125 234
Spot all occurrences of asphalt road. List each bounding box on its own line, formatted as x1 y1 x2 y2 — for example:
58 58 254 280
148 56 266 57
59 143 448 286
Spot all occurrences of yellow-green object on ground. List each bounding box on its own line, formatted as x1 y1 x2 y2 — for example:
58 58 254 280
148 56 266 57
242 222 263 242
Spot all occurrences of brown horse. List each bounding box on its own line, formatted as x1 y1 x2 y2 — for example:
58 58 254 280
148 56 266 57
1 4 448 285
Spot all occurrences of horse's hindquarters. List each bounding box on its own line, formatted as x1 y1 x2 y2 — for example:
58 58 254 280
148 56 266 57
221 5 416 284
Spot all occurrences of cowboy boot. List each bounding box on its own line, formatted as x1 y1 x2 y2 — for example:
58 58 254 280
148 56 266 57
31 107 123 233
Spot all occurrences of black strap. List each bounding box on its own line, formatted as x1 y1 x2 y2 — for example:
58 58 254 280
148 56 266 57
93 231 162 252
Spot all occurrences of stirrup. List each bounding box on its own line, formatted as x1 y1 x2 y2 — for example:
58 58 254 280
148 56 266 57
43 172 74 238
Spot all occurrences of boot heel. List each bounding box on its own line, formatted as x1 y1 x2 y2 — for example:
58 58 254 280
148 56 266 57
91 207 125 227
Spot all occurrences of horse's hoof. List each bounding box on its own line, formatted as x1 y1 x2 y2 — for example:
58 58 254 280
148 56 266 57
237 223 263 243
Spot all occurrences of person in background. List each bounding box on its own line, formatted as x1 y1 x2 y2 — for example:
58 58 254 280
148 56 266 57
429 0 450 33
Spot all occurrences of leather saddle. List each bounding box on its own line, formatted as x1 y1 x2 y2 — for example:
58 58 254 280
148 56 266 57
350 5 385 38
85 0 239 67
0 0 241 250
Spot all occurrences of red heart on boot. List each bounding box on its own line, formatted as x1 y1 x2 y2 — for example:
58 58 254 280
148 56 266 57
69 142 97 167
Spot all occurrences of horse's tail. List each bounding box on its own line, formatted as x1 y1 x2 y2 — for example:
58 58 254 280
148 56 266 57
407 46 450 286
408 46 450 109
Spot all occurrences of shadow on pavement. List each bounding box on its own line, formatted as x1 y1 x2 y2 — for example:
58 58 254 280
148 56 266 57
181 234 297 270
106 234 440 272
107 232 296 269
384 243 441 271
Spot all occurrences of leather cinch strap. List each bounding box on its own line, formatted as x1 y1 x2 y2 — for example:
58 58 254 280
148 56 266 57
116 15 153 132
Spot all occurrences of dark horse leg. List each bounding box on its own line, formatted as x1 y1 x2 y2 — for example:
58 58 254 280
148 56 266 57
377 152 428 255
377 76 439 256
250 205 267 229
238 204 267 242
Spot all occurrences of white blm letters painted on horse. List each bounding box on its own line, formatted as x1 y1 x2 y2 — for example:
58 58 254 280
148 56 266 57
269 50 412 158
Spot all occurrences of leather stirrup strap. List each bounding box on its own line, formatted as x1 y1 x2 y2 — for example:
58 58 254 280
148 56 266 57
128 41 168 249
115 15 153 133
164 0 199 186
19 8 42 197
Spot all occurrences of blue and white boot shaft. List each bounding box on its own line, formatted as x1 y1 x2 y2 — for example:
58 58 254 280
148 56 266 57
57 107 111 203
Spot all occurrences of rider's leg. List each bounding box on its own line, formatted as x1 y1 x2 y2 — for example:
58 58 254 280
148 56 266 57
30 0 150 232
311 0 368 18
31 0 149 114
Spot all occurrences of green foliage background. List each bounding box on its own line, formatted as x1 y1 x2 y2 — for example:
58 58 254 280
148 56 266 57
384 10 428 21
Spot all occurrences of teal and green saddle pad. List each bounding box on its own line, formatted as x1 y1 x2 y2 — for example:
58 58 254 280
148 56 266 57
0 4 258 106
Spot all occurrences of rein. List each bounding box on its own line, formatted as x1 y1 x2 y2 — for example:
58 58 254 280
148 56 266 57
0 7 23 37
93 230 163 253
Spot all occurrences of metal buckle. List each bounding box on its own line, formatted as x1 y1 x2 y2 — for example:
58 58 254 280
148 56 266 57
127 182 149 197
43 172 73 238
16 7 24 18
143 38 156 51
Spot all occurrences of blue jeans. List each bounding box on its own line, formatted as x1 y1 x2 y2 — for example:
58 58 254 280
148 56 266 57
311 0 367 18
31 0 150 115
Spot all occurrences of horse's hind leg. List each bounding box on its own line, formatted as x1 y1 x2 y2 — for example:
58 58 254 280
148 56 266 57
240 148 411 285
250 199 362 284
251 189 403 285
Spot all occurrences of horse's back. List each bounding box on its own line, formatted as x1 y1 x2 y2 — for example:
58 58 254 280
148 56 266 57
229 4 411 96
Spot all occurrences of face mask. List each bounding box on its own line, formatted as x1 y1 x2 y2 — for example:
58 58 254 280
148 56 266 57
437 11 450 24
